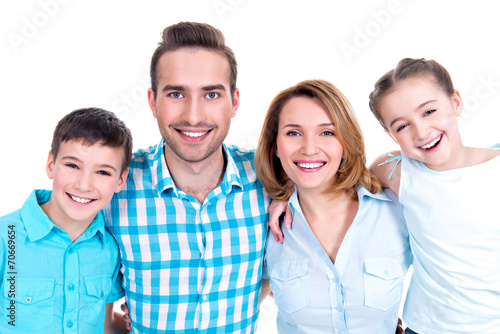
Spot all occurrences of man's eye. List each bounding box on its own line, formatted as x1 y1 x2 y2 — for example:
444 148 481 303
169 92 184 98
206 92 219 99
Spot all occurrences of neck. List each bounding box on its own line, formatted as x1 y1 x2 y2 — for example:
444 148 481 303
164 144 226 203
40 201 92 243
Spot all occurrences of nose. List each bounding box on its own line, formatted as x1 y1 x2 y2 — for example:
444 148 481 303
301 134 319 156
184 97 206 126
75 172 94 192
412 121 430 141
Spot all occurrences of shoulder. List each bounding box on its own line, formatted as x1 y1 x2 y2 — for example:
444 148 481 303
369 150 402 195
225 145 255 164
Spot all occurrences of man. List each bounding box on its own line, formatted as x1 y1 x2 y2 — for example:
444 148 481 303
103 22 269 333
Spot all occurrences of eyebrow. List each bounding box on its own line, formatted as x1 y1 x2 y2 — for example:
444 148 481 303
282 122 334 129
161 84 226 93
61 156 118 173
389 99 437 128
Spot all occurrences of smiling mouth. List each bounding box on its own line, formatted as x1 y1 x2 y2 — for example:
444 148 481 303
178 130 210 138
67 193 95 204
295 162 326 169
420 135 442 151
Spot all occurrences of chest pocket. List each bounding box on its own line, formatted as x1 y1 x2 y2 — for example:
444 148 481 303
81 274 112 327
3 277 55 331
269 260 309 314
363 258 404 311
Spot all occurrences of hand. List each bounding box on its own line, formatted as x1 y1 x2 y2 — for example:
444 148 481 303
396 318 404 334
121 301 132 331
268 200 292 244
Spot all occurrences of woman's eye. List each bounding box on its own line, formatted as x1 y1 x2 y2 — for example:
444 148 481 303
286 131 300 137
321 130 334 136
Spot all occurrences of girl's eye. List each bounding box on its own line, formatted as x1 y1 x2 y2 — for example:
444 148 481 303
424 109 436 116
396 124 408 132
321 130 334 136
205 92 219 99
286 130 300 137
169 92 184 98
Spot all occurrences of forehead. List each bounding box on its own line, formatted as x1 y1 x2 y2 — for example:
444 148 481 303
156 48 231 88
280 96 332 124
57 139 125 164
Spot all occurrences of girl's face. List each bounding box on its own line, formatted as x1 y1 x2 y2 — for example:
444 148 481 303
276 96 343 194
379 76 463 171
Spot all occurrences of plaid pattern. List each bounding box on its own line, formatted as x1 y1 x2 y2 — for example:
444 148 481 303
104 140 269 333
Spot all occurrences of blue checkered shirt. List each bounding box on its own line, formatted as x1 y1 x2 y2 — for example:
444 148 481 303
103 140 269 333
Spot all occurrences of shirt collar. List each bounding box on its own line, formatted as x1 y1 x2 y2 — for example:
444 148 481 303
152 139 244 198
288 184 392 211
21 189 106 244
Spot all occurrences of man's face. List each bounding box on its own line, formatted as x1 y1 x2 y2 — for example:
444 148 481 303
149 48 239 164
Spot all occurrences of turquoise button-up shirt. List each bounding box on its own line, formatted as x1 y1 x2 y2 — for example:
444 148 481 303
0 190 124 333
264 186 412 333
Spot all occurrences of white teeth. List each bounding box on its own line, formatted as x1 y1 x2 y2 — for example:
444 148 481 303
180 130 209 138
297 162 325 169
70 195 92 204
421 136 441 150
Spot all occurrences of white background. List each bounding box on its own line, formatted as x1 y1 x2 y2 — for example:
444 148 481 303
1 1 499 332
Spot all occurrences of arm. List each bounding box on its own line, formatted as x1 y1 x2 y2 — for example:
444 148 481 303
268 200 292 244
104 303 129 333
369 150 402 196
260 278 272 304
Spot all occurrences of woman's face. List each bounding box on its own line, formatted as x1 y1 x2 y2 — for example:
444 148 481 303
276 96 343 194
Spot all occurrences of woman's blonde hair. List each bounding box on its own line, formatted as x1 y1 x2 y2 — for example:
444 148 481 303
255 79 381 201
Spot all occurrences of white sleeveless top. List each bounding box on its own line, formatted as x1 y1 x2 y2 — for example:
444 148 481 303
399 148 500 333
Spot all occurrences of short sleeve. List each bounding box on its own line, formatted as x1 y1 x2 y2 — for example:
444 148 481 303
105 249 124 303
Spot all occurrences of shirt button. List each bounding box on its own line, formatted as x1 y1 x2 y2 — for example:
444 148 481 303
24 296 32 303
68 248 74 253
384 269 390 276
202 295 208 301
336 306 342 312
67 320 73 328
68 284 75 291
334 277 339 283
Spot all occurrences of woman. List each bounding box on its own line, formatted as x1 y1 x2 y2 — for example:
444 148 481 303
255 79 411 333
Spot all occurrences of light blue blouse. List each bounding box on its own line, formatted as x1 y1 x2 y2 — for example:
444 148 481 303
263 186 412 333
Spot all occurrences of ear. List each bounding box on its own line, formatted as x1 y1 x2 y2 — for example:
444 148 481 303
230 88 240 118
114 167 129 193
148 88 158 118
451 89 463 117
45 151 55 180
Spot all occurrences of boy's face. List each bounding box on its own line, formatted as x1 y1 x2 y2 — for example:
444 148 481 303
379 76 463 171
45 139 128 228
148 48 239 164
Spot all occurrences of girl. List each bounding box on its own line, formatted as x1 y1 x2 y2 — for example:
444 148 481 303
369 58 500 334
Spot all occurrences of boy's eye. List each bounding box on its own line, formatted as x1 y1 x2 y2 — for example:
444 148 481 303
205 92 219 100
97 171 111 176
169 92 184 99
66 163 78 169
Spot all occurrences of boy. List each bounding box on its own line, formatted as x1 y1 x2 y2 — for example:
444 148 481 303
0 108 132 333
